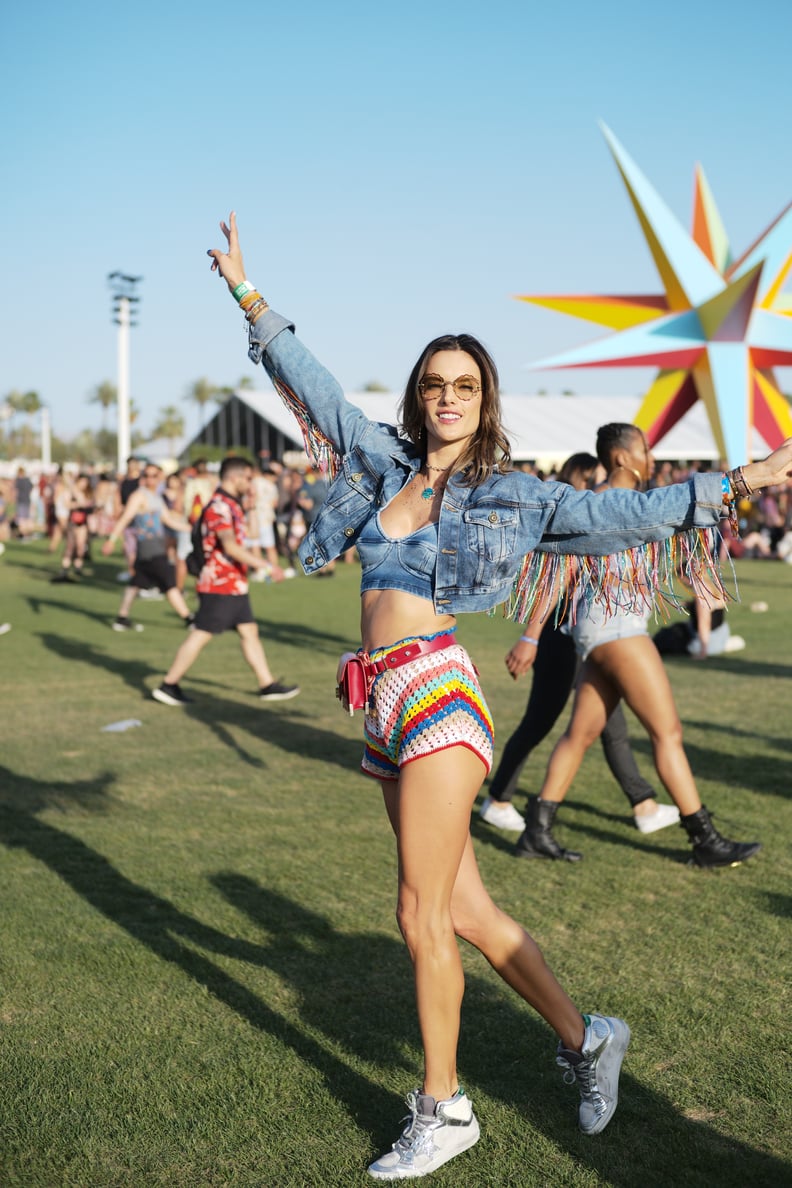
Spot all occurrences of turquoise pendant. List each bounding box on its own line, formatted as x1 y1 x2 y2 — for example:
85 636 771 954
421 486 434 500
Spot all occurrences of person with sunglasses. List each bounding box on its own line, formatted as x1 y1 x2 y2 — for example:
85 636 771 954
207 213 792 1181
102 463 194 632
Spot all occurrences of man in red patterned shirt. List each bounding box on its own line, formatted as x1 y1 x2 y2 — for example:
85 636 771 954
152 456 300 706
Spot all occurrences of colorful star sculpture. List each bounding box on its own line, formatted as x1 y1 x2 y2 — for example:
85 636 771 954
518 124 792 466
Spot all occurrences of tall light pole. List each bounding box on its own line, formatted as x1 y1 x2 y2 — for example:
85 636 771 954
108 272 142 475
40 406 51 468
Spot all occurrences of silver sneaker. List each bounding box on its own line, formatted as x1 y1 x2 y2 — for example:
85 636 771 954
368 1087 480 1180
556 1013 630 1135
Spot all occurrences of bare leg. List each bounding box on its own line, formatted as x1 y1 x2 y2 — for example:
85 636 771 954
118 585 139 618
165 586 192 619
163 629 214 684
382 748 584 1103
540 661 619 803
236 621 275 687
450 835 584 1050
589 636 701 816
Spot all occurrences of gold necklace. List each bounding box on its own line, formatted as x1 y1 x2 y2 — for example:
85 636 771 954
419 459 458 500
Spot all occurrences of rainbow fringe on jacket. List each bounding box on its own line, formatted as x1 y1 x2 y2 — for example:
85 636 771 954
272 377 341 479
501 527 733 626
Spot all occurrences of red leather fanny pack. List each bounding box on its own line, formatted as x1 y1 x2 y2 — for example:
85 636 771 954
336 633 456 715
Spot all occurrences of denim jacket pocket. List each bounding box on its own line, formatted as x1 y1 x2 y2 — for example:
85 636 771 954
463 506 520 585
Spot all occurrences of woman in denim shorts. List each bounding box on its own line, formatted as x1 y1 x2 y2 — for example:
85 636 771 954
208 215 792 1182
521 424 759 868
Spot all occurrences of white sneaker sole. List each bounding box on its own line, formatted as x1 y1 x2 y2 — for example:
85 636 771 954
368 1116 480 1179
259 689 300 702
152 688 188 707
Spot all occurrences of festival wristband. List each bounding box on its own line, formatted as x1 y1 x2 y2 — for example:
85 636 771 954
232 280 256 303
519 635 539 645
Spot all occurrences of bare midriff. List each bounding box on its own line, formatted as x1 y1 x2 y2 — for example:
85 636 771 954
360 588 455 654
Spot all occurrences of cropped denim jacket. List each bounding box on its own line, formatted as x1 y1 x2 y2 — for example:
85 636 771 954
248 311 726 618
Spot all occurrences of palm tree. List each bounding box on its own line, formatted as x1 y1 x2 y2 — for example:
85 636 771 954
3 390 25 434
88 380 117 430
184 377 218 430
151 405 185 457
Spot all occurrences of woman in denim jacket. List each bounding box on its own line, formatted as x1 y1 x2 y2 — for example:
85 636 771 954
209 214 792 1182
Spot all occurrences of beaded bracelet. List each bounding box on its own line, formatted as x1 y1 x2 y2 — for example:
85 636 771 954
246 300 270 326
728 465 754 499
239 290 264 311
721 473 740 536
519 635 540 645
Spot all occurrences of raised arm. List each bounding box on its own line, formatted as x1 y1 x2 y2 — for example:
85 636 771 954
207 213 373 463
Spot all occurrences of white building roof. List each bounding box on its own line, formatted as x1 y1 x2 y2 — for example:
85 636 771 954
234 386 774 465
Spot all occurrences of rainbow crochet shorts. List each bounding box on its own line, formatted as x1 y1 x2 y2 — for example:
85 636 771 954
361 632 494 781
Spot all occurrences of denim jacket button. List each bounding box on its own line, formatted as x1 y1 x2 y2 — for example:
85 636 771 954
344 527 355 537
304 555 315 564
351 472 363 482
488 512 498 523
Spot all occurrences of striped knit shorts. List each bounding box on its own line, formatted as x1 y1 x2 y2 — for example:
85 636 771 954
361 632 495 782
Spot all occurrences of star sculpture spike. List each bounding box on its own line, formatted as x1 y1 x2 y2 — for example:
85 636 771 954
517 125 792 465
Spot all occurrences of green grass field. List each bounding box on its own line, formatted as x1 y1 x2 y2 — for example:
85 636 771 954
1 540 790 1187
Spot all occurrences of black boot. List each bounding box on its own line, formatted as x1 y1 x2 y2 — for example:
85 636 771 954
515 796 582 862
680 805 761 868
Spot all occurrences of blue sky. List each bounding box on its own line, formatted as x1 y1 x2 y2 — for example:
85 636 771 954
1 0 790 438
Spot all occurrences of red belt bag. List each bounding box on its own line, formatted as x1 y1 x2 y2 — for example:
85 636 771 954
336 633 456 716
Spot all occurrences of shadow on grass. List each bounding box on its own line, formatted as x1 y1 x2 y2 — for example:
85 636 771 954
0 773 784 1185
36 630 361 772
8 552 123 590
470 801 694 866
662 653 792 680
627 733 791 802
245 614 354 656
211 873 787 1187
30 594 125 630
683 718 792 754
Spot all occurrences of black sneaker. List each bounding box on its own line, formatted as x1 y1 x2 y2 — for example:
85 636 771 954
112 616 144 632
259 681 300 702
152 682 192 706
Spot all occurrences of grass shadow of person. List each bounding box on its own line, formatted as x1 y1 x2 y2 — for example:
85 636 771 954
212 873 788 1187
29 593 127 630
0 772 395 1149
36 630 361 772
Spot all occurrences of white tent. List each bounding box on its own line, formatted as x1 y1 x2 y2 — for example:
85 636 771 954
225 386 774 467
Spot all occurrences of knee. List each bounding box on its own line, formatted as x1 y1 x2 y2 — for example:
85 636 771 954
395 893 455 958
652 719 684 748
450 892 500 950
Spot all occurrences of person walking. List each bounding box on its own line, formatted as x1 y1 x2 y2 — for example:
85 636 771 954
152 455 299 706
102 463 194 631
481 453 677 842
207 212 792 1181
518 423 761 868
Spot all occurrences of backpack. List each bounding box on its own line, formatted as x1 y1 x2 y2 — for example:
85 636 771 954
185 508 207 577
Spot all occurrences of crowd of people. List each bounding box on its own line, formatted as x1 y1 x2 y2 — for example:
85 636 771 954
0 456 336 564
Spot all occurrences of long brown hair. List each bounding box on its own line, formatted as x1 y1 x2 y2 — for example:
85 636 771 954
398 334 512 485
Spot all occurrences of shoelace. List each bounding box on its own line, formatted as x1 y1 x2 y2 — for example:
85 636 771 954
392 1094 441 1159
556 1056 607 1116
